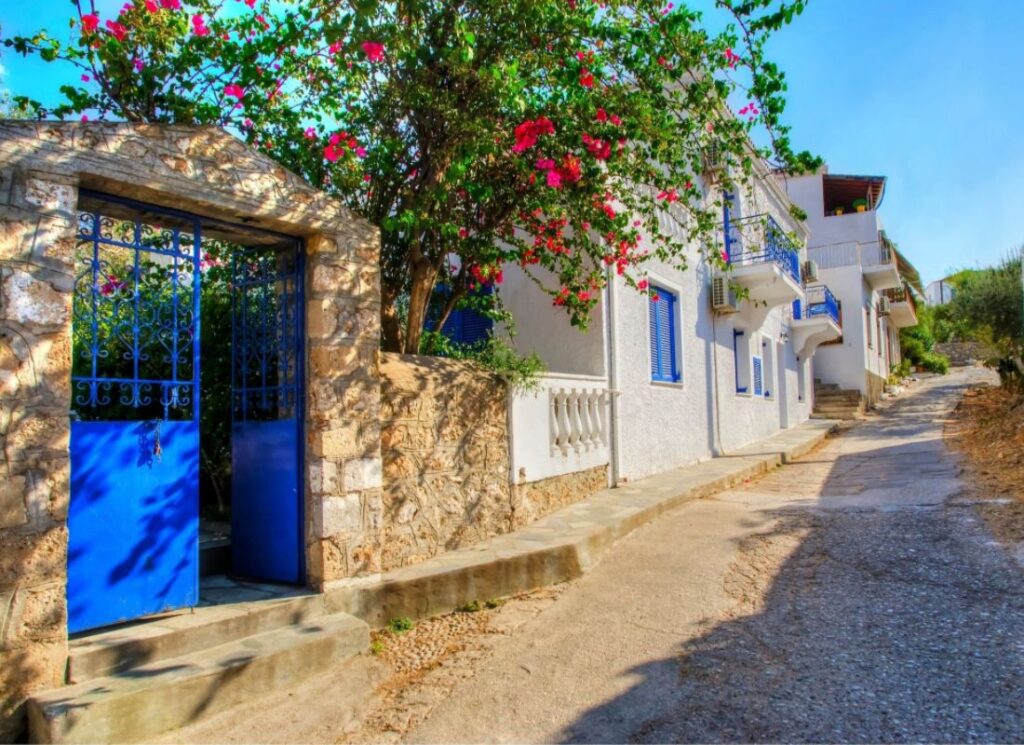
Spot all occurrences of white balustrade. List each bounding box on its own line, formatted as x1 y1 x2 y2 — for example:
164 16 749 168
509 374 611 485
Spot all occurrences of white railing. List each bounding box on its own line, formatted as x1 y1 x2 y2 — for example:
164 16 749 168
508 373 611 485
807 240 894 270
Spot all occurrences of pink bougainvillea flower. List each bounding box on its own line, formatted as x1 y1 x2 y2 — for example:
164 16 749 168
363 174 372 183
160 0 181 8
244 0 256 7
546 169 563 189
458 227 469 239
579 69 595 88
80 114 89 122
511 117 555 153
361 41 385 63
559 154 582 184
596 108 608 122
328 40 343 55
242 118 253 129
303 127 317 139
637 279 649 291
132 58 145 72
144 0 159 11
254 14 269 30
582 133 611 160
81 74 91 82
105 20 128 41
224 84 245 99
355 146 367 158
535 157 556 171
724 47 741 68
191 14 210 36
610 114 622 126
328 132 343 146
80 13 100 33
657 188 679 203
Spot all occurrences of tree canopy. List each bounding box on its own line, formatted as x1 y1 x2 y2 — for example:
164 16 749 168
6 0 817 353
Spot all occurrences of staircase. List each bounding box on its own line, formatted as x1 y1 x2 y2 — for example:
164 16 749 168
28 586 369 743
812 381 866 420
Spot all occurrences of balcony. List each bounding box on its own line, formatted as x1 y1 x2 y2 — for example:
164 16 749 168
883 285 918 328
790 284 842 360
861 237 902 291
508 374 611 485
726 214 804 329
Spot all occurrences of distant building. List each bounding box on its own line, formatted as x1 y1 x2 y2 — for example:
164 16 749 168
925 278 956 305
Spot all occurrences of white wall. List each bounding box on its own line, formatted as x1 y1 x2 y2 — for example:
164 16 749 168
497 263 606 377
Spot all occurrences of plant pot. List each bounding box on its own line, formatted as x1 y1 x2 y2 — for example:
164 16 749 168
834 207 844 216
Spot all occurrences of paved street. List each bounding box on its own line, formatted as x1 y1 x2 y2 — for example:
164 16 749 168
405 367 1024 743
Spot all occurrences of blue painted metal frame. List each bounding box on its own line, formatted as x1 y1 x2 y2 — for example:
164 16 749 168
804 285 841 326
229 240 305 584
725 213 801 284
69 191 203 633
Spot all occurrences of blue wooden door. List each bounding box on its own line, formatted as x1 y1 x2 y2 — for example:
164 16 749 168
67 195 202 634
230 242 303 584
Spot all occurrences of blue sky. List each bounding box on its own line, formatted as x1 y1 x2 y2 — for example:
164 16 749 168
2 1 1021 285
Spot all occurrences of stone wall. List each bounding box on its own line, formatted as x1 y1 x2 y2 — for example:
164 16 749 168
511 466 609 531
379 354 609 572
934 342 996 367
0 122 381 738
379 353 511 571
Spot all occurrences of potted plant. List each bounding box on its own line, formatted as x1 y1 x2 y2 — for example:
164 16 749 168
852 198 868 212
834 206 845 216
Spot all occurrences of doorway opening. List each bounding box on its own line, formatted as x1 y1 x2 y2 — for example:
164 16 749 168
67 191 305 634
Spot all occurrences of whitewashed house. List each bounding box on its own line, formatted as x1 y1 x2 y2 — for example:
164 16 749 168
783 169 921 411
493 158 842 489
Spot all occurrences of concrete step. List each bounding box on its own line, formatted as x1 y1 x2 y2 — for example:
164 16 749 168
29 612 368 744
68 589 327 682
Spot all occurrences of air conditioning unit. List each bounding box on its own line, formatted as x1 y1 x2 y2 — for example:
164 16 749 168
702 143 725 182
877 296 891 315
801 260 819 284
712 275 741 313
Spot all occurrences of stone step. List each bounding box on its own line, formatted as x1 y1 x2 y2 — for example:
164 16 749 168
68 588 327 683
29 612 368 744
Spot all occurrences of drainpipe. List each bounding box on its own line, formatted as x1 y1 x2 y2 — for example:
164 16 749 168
709 260 725 458
604 267 622 486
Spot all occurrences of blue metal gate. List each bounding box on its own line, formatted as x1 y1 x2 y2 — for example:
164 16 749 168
229 241 304 583
68 195 202 633
68 193 305 634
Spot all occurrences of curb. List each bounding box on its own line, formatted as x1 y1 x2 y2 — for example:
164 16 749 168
327 420 840 627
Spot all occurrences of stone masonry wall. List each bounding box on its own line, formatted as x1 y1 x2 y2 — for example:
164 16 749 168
379 353 511 571
0 164 76 743
0 122 381 738
379 354 608 572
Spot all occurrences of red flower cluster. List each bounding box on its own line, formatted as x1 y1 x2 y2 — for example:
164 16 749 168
535 155 582 190
361 41 385 63
724 47 741 69
582 133 612 160
512 117 555 153
595 108 622 126
224 84 245 99
81 13 99 32
323 131 362 162
191 14 210 37
106 20 128 41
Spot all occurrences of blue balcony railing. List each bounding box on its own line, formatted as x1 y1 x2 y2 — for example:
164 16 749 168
800 284 840 327
725 213 801 284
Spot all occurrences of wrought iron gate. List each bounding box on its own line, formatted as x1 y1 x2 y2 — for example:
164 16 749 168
68 194 202 633
68 192 305 633
229 240 304 584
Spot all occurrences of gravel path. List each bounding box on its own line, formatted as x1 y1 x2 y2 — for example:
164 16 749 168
405 367 1024 743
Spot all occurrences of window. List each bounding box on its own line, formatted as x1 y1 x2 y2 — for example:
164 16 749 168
429 285 494 345
753 355 764 396
649 285 681 383
734 329 752 393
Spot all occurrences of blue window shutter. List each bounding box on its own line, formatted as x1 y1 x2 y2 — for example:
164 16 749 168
649 287 679 382
753 356 763 397
440 285 493 345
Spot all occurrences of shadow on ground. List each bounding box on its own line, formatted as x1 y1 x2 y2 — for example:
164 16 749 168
559 388 1024 744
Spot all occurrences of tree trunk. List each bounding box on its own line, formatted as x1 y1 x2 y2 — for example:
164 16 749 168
380 284 403 353
403 258 437 354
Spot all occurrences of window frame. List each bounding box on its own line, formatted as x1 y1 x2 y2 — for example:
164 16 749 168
648 280 683 385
